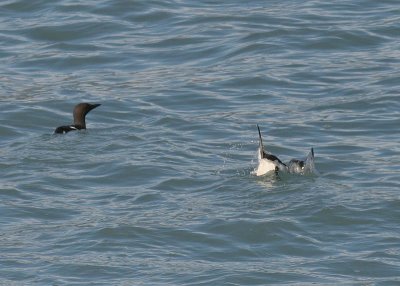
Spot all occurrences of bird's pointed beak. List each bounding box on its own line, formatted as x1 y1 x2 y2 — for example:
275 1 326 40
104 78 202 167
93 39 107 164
89 103 101 111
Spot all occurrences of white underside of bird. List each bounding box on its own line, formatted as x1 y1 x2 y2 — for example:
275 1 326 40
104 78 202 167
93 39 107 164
256 156 277 176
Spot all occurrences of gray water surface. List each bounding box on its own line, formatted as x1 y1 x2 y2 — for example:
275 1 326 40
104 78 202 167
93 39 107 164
1 0 400 285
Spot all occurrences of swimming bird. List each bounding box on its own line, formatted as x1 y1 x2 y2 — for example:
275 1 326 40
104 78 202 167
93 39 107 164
288 148 317 174
54 103 101 134
255 124 288 176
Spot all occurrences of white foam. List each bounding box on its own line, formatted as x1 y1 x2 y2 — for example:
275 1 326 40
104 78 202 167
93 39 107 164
304 149 319 175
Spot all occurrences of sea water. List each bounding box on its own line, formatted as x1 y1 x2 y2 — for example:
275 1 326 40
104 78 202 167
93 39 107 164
1 0 399 284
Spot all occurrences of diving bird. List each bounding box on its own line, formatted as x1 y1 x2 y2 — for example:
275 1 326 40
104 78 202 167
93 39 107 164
54 103 101 134
255 124 288 176
288 148 317 174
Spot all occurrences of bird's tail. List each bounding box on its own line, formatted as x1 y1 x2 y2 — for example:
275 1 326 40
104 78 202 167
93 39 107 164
257 124 264 159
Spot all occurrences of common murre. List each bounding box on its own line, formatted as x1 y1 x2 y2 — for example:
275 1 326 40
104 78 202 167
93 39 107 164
288 148 317 175
54 103 101 134
255 124 288 176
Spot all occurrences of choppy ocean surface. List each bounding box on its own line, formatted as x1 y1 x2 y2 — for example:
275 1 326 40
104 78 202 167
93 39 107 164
1 0 400 285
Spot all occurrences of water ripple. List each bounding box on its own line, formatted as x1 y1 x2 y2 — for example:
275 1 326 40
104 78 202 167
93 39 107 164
1 0 400 284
